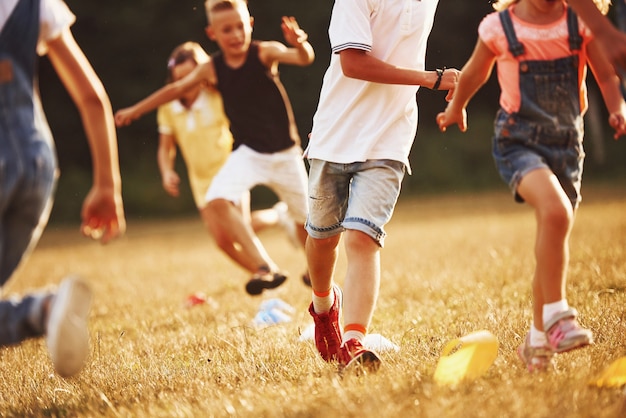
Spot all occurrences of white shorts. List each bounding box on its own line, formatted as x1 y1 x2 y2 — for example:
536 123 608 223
205 145 309 223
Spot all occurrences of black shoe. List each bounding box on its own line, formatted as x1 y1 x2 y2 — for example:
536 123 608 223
245 272 287 295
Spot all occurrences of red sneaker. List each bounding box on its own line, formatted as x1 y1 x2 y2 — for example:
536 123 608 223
339 338 381 373
308 285 342 361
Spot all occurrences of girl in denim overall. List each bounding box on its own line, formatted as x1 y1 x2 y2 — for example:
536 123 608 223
0 0 125 377
437 0 625 372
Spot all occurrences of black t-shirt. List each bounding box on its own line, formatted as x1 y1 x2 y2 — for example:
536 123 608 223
212 41 299 153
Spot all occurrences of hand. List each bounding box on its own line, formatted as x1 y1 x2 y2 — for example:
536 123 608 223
436 105 467 133
80 186 126 244
609 111 626 140
435 68 461 102
114 107 139 127
162 170 181 197
281 16 308 47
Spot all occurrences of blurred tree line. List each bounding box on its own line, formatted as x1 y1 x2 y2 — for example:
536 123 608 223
38 0 625 222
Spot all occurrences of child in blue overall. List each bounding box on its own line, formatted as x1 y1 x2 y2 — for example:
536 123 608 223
0 0 125 377
437 0 625 372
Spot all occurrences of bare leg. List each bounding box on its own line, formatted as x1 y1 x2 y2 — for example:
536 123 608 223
248 203 304 248
201 198 278 274
305 234 340 293
517 168 575 331
296 222 308 250
342 230 380 331
250 208 279 233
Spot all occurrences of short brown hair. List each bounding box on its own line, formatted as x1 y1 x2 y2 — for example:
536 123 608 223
204 0 248 23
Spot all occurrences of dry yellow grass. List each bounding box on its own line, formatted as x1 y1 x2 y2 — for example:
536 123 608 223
1 188 625 417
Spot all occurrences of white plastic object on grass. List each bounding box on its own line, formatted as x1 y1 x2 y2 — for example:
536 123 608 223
298 323 400 353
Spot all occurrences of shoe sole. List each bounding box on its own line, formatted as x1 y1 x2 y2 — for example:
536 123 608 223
554 334 593 354
46 276 92 377
517 346 553 372
246 273 287 295
341 350 382 375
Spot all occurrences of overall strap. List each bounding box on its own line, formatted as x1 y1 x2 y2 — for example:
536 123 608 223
0 0 40 55
0 0 39 91
499 9 525 57
566 7 582 51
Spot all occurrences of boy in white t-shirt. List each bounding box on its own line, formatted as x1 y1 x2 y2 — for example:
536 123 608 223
0 0 125 377
304 0 459 370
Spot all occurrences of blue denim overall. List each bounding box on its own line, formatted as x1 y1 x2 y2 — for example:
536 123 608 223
492 8 585 209
0 0 59 345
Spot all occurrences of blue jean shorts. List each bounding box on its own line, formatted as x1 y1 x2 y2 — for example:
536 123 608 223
491 109 585 209
305 159 406 247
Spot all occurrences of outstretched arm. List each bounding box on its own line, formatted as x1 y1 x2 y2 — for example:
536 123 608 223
259 16 314 67
115 62 214 126
437 39 496 133
587 39 626 139
567 0 626 74
46 28 125 243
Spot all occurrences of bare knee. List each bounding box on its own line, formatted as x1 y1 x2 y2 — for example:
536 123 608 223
206 198 232 216
537 200 573 235
306 234 340 253
201 200 234 248
344 230 379 254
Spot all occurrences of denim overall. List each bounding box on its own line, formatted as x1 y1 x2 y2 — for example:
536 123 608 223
0 0 58 345
492 8 585 209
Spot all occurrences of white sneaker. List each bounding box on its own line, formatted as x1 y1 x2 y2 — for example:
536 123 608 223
273 202 300 248
46 276 92 377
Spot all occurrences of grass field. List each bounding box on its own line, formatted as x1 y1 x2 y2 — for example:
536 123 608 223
1 188 625 417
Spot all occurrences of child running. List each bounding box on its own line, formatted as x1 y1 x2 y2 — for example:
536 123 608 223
437 0 626 372
305 0 459 371
0 0 125 377
156 42 301 260
115 0 314 295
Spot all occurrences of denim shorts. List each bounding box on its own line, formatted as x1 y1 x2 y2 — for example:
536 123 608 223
491 109 585 209
305 159 406 247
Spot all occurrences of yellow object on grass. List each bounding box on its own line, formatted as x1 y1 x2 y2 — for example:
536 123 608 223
434 330 499 385
590 357 626 388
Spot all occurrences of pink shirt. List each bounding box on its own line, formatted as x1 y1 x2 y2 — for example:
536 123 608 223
478 4 593 114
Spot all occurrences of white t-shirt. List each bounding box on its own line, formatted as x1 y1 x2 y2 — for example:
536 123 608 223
0 0 75 55
306 0 439 170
